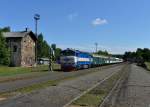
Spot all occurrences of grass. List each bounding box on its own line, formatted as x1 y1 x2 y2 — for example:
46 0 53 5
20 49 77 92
0 63 61 77
71 70 123 107
13 80 58 93
0 80 59 98
73 94 103 107
0 66 33 76
145 62 150 71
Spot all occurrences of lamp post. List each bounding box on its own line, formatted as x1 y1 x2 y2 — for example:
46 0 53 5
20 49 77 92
34 14 40 65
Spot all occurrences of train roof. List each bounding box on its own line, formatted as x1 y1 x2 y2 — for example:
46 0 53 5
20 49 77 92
92 54 123 60
92 54 109 58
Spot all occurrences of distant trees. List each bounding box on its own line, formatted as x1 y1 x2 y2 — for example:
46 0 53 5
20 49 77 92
123 48 150 63
95 50 110 56
0 27 10 65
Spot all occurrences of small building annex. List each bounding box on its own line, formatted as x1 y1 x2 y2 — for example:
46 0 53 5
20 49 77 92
3 30 37 67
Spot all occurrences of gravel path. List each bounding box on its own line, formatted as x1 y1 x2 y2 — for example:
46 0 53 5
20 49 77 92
0 64 124 107
103 64 150 107
0 64 123 93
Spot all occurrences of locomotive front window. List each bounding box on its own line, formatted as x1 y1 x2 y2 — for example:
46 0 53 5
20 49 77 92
61 50 75 56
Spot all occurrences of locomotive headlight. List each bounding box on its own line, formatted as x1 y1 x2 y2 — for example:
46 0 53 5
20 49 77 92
74 56 78 63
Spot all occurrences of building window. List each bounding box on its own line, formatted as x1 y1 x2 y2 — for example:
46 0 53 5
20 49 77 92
13 46 17 52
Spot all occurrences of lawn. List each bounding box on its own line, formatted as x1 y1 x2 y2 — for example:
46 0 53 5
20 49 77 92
0 64 61 77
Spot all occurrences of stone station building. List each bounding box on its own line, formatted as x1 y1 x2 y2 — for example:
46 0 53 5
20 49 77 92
3 30 37 67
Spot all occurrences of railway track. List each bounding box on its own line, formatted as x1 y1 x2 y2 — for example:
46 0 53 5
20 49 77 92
0 64 125 107
99 64 130 107
64 67 121 107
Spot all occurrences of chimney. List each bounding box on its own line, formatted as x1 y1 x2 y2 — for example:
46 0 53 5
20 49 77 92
25 28 29 32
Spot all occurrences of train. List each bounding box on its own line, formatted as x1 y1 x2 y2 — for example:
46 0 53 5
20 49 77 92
60 48 123 71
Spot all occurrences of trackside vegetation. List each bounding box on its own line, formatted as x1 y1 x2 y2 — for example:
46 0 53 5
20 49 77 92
0 64 61 77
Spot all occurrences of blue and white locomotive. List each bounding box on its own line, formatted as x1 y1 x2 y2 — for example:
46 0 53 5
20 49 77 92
60 49 93 70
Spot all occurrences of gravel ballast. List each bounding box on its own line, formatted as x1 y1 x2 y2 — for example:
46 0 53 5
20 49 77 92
101 64 150 107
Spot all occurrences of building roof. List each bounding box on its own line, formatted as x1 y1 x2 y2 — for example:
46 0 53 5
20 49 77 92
3 31 37 41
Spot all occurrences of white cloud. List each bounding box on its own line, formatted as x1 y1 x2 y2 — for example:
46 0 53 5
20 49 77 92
68 13 78 21
92 18 108 26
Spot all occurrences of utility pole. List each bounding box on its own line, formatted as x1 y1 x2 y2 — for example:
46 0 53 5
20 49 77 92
95 42 98 53
34 14 40 66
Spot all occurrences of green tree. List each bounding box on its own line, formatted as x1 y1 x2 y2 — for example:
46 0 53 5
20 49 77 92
55 48 62 61
0 27 10 65
37 34 62 61
136 48 143 59
37 33 50 58
2 27 10 32
42 40 50 57
142 48 150 61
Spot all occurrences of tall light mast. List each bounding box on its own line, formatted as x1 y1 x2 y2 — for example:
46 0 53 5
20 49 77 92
34 14 40 65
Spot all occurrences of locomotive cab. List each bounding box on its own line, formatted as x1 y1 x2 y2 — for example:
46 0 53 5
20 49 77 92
60 49 92 71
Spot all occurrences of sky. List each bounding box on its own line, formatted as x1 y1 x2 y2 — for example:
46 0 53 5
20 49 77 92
0 0 150 54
